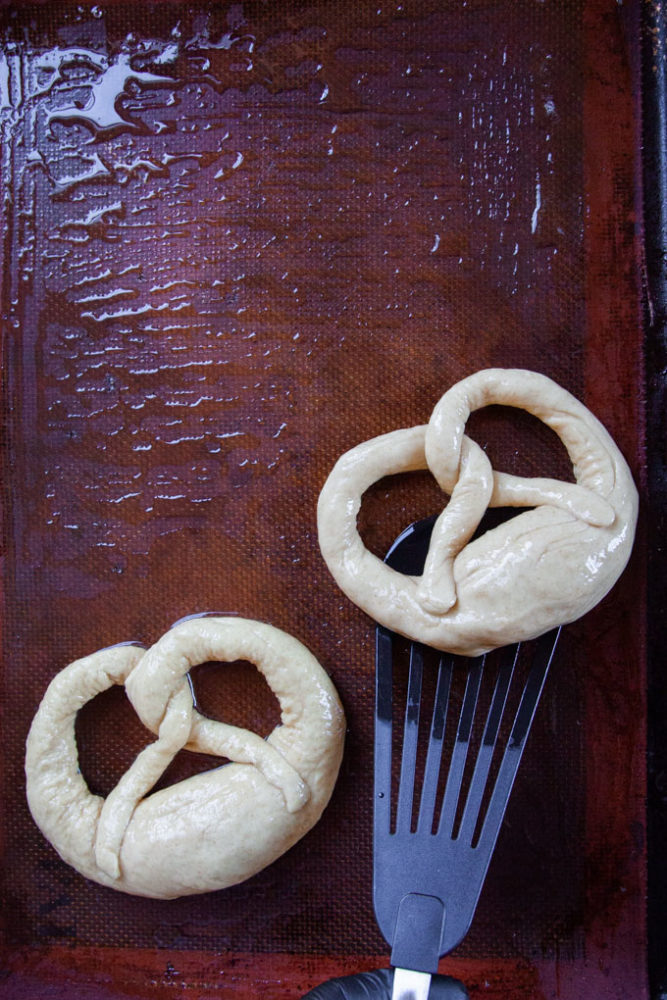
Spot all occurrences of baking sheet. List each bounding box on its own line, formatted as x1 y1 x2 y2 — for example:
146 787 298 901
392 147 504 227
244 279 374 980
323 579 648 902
1 1 647 997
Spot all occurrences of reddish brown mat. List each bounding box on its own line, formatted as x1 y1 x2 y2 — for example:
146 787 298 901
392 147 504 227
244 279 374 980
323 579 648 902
1 1 647 997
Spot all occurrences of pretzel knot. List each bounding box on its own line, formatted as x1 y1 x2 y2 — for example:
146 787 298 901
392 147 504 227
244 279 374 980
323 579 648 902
317 368 638 657
25 617 345 899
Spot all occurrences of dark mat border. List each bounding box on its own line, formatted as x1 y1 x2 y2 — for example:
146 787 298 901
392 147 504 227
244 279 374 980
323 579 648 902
641 3 667 998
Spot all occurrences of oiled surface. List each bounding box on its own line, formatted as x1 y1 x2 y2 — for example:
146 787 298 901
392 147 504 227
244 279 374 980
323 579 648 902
0 1 645 997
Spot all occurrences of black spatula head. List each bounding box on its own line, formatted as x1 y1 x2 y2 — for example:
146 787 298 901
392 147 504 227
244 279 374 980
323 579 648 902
373 517 559 966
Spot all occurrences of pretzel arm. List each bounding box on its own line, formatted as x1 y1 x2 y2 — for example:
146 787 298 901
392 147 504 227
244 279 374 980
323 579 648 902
489 469 615 525
94 684 193 879
417 436 493 614
189 714 309 813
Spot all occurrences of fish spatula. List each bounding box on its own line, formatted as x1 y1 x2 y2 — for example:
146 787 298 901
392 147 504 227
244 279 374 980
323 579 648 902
304 516 560 999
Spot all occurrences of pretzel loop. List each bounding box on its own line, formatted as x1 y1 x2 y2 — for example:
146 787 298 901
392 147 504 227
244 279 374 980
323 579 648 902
26 617 345 898
317 368 638 656
417 369 617 616
124 621 311 816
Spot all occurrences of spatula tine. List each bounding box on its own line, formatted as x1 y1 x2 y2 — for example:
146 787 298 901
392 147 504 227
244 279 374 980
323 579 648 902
437 658 484 837
375 626 395 834
395 644 424 832
456 645 517 845
475 628 560 854
417 654 453 833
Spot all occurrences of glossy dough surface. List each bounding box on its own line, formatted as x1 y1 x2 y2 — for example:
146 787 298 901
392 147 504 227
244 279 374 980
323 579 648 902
317 368 638 656
25 617 345 899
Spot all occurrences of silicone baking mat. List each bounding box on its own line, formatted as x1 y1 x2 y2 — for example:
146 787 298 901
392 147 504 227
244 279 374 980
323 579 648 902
1 1 648 997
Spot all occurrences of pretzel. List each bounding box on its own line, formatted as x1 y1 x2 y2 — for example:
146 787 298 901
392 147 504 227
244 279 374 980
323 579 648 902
317 369 638 656
25 617 345 899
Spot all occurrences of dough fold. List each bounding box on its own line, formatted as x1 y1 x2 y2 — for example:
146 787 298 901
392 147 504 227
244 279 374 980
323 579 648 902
25 617 345 899
317 368 638 656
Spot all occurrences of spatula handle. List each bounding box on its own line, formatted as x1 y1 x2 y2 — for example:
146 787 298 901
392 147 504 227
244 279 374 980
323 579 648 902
301 968 468 999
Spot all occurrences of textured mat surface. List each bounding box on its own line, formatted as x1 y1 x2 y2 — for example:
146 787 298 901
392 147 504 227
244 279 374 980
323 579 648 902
0 1 646 997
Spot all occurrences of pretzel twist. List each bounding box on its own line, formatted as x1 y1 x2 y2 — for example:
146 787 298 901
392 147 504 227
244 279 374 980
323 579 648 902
317 368 638 656
26 617 345 899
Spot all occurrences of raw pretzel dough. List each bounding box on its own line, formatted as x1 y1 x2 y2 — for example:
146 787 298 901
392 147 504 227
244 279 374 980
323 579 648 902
25 617 345 899
317 368 638 656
